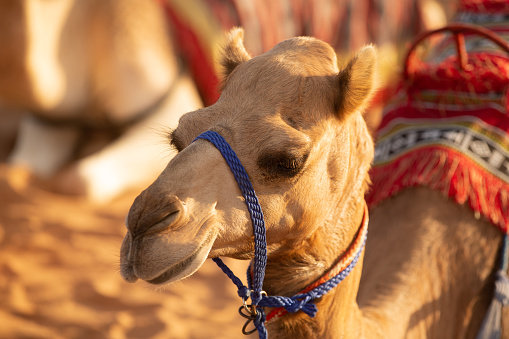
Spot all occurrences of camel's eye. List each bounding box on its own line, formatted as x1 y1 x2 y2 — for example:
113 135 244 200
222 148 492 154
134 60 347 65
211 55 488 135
258 151 308 179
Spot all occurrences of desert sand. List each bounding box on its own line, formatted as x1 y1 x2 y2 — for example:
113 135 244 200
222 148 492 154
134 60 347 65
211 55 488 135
0 111 254 338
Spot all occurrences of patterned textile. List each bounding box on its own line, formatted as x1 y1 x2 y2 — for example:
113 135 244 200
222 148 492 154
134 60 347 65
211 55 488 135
159 0 427 106
367 0 509 232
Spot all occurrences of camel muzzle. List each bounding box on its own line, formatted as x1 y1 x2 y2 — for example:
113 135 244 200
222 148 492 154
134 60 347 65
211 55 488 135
120 192 189 283
126 191 186 238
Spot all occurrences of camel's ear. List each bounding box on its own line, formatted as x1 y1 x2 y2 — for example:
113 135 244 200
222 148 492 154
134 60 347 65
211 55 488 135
334 45 377 117
218 28 251 82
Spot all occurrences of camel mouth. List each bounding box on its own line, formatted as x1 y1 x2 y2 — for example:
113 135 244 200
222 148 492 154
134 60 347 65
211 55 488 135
145 233 215 285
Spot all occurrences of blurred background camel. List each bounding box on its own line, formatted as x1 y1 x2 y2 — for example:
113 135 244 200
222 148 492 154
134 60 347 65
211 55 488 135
0 0 202 203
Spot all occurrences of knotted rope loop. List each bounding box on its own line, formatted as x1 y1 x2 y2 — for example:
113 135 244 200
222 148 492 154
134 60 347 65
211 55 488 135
281 295 318 316
287 297 318 316
238 286 251 300
495 270 509 306
239 305 266 335
476 234 509 339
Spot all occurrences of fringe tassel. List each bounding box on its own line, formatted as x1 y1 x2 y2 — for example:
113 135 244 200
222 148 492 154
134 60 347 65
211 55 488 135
476 234 509 339
476 269 509 339
478 234 509 338
367 148 509 232
479 232 509 339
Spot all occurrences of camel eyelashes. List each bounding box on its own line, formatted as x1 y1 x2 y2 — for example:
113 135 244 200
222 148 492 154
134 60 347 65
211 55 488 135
257 151 308 179
278 158 300 170
168 129 185 152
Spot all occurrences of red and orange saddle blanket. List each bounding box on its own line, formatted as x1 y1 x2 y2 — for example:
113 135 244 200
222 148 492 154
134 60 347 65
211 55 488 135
366 1 509 233
366 85 509 231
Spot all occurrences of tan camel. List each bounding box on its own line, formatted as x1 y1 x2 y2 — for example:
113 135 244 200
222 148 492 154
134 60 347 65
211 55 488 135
120 28 504 338
0 0 202 202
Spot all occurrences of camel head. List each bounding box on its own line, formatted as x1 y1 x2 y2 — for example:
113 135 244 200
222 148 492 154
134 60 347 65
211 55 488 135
120 28 376 286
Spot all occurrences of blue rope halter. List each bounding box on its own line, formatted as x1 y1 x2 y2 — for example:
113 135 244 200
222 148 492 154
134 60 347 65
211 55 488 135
193 130 367 338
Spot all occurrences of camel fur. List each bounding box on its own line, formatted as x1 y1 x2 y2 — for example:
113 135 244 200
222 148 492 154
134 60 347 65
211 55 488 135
120 28 504 338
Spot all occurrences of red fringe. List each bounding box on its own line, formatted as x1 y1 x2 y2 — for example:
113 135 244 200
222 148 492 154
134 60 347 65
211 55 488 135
366 146 509 232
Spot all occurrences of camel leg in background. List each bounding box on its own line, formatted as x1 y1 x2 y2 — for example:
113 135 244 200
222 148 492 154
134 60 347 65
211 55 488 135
7 115 80 178
57 73 202 203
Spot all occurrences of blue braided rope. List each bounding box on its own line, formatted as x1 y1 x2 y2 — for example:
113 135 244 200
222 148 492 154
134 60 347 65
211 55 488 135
212 258 251 299
254 310 268 339
194 131 267 304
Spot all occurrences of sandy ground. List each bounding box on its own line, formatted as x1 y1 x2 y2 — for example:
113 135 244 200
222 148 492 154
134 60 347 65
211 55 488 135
0 111 254 339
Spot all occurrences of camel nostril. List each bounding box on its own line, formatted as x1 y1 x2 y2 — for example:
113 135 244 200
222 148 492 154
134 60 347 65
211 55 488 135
146 209 181 234
128 197 186 237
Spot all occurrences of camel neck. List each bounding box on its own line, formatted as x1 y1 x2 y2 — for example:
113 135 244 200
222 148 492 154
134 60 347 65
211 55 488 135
263 197 365 293
263 199 370 338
